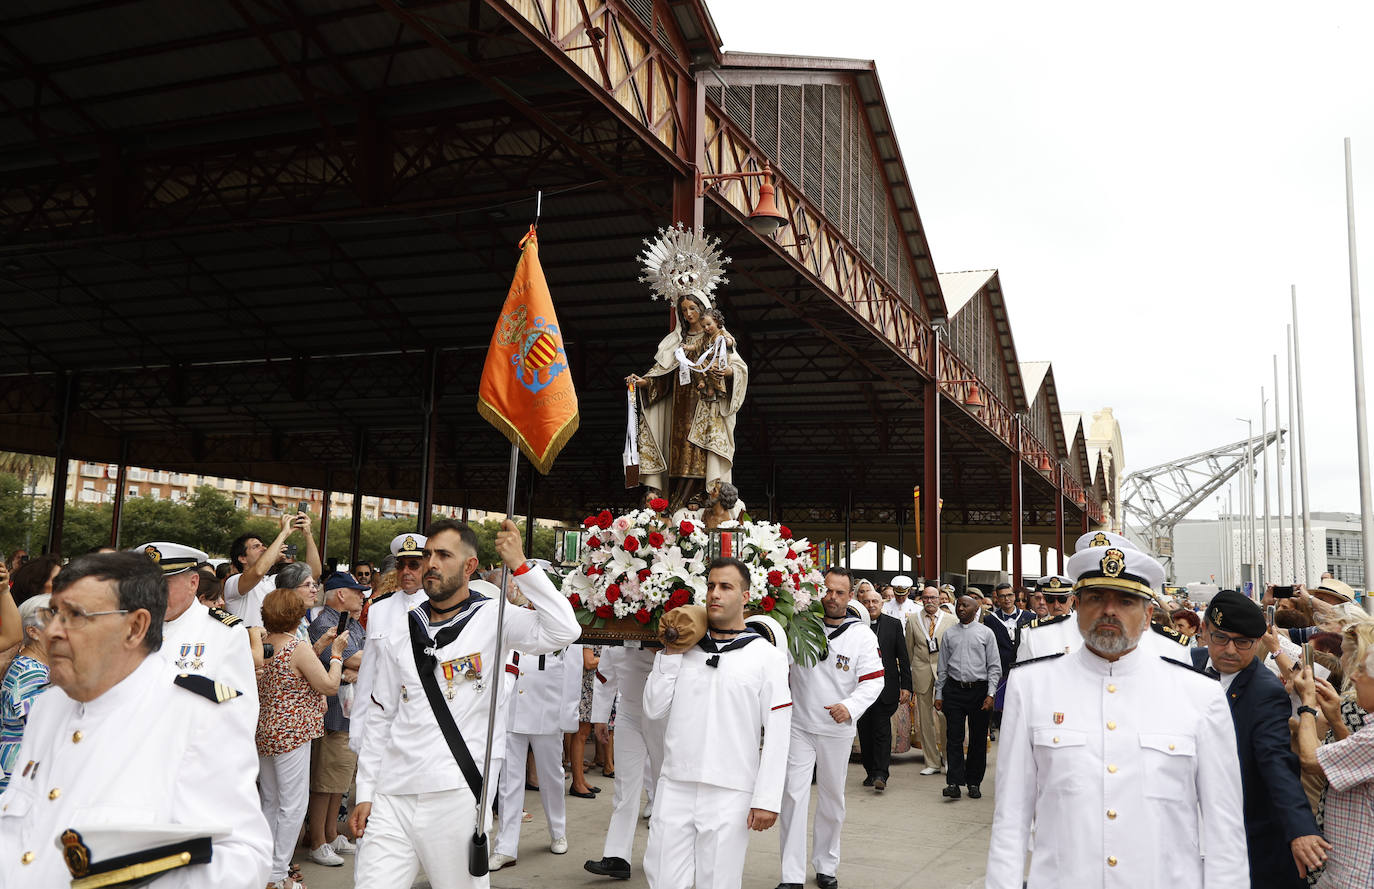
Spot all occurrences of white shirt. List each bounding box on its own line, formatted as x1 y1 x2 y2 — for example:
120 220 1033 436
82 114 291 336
348 588 426 755
591 646 656 725
643 634 791 812
161 598 260 727
0 657 271 888
355 568 578 803
987 645 1248 889
790 617 883 737
221 573 275 629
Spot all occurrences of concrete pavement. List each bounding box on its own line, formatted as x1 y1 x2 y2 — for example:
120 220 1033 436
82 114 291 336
297 743 996 889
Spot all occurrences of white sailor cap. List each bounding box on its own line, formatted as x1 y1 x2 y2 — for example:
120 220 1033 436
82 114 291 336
390 533 427 559
1067 543 1164 600
56 822 228 887
1035 575 1075 595
1073 529 1138 554
130 542 207 576
846 602 871 625
890 575 914 589
745 614 789 650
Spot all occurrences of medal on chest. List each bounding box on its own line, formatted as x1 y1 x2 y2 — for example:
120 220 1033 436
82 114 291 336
176 642 206 671
456 653 485 693
440 660 459 700
834 654 851 672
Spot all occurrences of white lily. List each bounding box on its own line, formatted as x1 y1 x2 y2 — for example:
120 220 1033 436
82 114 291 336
607 546 648 579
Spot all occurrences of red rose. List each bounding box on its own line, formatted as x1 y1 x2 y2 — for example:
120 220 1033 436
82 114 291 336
767 570 785 587
586 565 602 576
648 531 665 548
669 588 691 608
649 497 669 512
606 584 621 603
623 536 640 552
779 525 793 539
635 608 652 624
786 549 798 561
792 573 802 589
638 568 652 581
568 593 582 609
595 605 613 618
587 535 602 548
597 510 614 529
583 515 598 528
761 596 777 612
679 520 696 536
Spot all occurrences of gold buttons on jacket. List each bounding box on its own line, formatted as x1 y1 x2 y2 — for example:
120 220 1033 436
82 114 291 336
1107 684 1117 693
1108 856 1118 867
1106 721 1117 730
20 851 33 865
72 731 83 744
1052 737 1060 744
1168 743 1176 751
1106 809 1117 819
48 788 60 800
1107 764 1118 774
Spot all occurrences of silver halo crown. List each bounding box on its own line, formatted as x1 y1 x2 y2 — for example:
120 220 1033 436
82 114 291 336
638 223 730 310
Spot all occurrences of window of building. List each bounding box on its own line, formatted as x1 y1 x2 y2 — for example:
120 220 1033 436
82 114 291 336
149 488 160 501
128 486 139 498
80 463 103 477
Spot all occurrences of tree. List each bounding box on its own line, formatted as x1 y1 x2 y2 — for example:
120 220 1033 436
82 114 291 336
115 497 186 550
0 473 47 557
184 486 245 555
61 502 114 555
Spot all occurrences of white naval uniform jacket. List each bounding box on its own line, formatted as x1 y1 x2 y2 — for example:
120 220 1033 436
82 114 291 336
986 646 1247 889
643 632 792 813
161 599 259 723
349 588 426 755
591 646 656 725
509 644 582 736
0 657 271 889
790 617 884 737
355 568 578 803
1014 613 1081 663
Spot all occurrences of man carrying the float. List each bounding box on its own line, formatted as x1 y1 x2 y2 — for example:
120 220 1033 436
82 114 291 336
642 556 792 889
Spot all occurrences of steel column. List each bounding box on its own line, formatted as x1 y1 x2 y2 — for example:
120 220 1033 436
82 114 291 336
318 481 332 566
108 438 129 549
349 430 364 567
671 69 704 230
45 372 74 555
922 342 942 583
843 490 852 569
417 347 438 532
1010 421 1023 589
1055 467 1065 573
895 505 905 575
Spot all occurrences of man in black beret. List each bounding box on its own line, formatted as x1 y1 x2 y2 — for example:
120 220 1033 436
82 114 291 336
1191 590 1330 887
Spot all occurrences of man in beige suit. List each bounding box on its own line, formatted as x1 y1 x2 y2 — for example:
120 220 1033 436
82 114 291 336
905 585 957 776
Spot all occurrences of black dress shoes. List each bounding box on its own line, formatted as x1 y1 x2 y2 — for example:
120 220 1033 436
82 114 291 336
584 857 632 880
816 874 839 889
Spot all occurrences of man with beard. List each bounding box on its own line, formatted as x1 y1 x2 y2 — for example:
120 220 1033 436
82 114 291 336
349 520 578 889
642 557 791 889
776 567 882 889
1190 591 1329 886
934 595 1000 800
986 538 1248 889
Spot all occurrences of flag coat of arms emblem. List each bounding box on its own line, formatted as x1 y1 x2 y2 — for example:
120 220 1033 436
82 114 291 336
477 227 579 473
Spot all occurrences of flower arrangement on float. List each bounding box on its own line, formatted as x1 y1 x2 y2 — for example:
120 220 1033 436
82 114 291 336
562 497 829 664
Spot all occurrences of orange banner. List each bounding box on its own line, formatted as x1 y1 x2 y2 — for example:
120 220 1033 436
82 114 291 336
477 228 579 474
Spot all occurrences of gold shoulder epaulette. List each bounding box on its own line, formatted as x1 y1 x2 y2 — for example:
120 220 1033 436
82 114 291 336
1152 622 1188 645
174 673 241 703
208 606 243 628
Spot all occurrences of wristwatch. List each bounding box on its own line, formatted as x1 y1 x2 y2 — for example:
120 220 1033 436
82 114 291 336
1297 705 1319 718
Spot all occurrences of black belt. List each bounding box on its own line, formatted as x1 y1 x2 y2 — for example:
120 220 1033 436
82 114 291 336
948 679 987 689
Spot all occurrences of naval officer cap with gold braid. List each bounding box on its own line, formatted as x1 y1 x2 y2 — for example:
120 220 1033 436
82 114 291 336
1073 529 1139 553
129 542 208 576
1066 541 1165 600
1034 575 1074 594
389 533 427 559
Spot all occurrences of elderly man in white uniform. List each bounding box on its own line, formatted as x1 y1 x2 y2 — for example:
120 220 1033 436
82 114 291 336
490 642 583 870
350 520 578 889
0 552 270 888
987 536 1248 889
882 574 921 625
776 567 882 889
642 557 792 889
584 643 664 880
135 542 259 722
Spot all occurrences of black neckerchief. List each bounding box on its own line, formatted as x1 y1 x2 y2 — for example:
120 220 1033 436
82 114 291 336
698 629 761 667
414 592 488 655
819 617 858 660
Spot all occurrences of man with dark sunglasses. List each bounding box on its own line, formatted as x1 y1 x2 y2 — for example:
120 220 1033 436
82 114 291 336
1014 575 1077 663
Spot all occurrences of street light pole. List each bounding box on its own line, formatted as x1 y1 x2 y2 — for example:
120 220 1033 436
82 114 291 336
1261 387 1271 589
1238 417 1255 594
1344 137 1374 609
1293 286 1314 586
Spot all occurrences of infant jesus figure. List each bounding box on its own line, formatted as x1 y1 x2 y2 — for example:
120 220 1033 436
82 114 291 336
694 308 736 403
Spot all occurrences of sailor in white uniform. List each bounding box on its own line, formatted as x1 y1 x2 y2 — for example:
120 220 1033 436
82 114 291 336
1015 574 1080 663
349 532 428 755
350 520 578 889
490 643 583 869
642 557 792 889
135 541 259 726
777 569 882 889
584 644 664 880
0 551 271 888
987 537 1248 889
881 575 920 625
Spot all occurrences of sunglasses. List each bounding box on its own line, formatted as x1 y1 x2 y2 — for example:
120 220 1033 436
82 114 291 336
397 558 423 570
1043 594 1071 603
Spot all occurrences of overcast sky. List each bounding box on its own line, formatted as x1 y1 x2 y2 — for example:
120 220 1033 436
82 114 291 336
708 1 1374 520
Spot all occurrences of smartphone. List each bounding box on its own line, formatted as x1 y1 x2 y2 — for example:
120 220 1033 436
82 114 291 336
1302 642 1315 668
297 501 309 515
1266 605 1276 627
284 544 298 559
337 611 351 635
1273 585 1296 599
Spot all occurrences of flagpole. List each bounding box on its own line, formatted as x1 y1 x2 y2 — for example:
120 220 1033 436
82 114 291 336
471 442 520 875
1343 138 1374 612
1288 324 1300 582
1294 286 1314 586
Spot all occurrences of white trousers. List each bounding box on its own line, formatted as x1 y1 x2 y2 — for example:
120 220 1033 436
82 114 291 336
496 731 567 857
258 744 311 883
355 788 493 889
600 713 662 861
779 728 851 884
643 777 752 889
